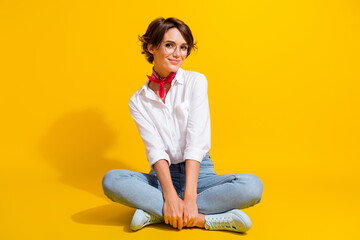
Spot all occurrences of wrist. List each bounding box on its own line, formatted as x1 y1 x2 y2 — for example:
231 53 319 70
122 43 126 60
163 189 178 201
184 192 197 202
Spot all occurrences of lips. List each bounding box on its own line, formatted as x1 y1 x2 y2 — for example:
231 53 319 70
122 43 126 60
168 59 181 64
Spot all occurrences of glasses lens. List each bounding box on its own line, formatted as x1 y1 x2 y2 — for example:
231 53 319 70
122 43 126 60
179 45 188 56
164 43 175 54
163 43 188 56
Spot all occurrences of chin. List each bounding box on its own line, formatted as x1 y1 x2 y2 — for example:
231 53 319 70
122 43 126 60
156 61 182 75
170 67 180 73
168 64 182 73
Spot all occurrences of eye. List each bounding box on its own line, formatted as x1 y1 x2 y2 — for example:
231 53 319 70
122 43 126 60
180 45 188 51
165 43 174 49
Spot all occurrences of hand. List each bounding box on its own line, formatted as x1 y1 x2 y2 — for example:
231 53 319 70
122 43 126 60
163 194 185 230
183 197 198 228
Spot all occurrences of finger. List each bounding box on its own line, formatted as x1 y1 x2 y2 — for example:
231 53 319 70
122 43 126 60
188 215 195 227
187 218 194 227
183 218 187 227
169 218 173 227
192 218 198 227
191 213 199 227
178 217 183 230
183 213 189 227
164 217 169 225
172 218 177 229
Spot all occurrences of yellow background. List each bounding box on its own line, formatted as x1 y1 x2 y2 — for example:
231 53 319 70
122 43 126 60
1 0 359 239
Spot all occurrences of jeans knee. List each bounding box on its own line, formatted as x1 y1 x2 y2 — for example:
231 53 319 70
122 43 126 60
248 174 263 202
102 169 131 195
235 173 263 202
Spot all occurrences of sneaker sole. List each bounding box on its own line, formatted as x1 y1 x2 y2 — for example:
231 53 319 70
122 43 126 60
229 209 252 232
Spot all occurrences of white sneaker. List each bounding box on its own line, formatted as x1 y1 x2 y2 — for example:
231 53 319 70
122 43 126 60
205 209 252 233
130 209 163 231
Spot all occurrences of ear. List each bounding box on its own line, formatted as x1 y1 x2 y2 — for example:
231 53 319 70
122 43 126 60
147 44 154 54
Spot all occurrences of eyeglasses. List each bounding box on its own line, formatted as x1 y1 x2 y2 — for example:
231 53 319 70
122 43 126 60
161 41 189 56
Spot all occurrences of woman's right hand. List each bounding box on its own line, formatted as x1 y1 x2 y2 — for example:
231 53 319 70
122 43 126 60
153 160 185 229
163 193 185 230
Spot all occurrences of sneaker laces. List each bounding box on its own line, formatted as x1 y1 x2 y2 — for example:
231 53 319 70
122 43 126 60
143 213 162 226
206 216 237 230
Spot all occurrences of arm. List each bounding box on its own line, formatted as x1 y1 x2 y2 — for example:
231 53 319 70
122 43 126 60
183 159 200 227
183 74 211 226
129 100 185 229
129 100 170 167
183 74 211 163
153 160 185 230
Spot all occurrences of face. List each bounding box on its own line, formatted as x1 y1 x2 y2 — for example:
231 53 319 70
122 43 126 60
148 28 188 77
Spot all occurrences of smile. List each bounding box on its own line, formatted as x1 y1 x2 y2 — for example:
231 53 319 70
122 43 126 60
168 59 181 64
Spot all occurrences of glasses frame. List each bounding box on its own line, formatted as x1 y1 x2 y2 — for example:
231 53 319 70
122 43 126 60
159 41 189 57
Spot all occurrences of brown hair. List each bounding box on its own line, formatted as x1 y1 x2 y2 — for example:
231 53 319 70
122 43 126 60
138 17 197 64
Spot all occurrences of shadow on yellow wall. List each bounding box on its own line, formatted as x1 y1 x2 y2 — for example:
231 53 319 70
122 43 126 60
39 109 138 198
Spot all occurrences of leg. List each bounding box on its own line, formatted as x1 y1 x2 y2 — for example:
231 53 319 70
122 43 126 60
102 169 164 218
196 173 263 214
193 172 262 233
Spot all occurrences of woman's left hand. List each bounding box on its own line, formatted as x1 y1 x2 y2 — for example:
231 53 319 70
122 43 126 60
183 197 198 227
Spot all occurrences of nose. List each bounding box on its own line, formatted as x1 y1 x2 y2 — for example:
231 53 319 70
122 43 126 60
172 46 180 57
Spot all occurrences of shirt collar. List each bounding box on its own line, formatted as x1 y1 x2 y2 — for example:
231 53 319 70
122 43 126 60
174 67 184 84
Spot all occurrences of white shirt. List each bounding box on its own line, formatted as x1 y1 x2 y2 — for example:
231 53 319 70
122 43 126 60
128 68 211 168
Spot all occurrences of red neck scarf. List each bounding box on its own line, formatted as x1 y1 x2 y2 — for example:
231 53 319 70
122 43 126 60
147 69 177 98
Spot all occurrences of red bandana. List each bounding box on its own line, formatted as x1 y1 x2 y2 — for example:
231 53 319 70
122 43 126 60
147 69 177 98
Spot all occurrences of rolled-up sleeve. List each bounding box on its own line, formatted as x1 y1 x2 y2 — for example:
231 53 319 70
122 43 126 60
183 74 211 162
128 100 171 168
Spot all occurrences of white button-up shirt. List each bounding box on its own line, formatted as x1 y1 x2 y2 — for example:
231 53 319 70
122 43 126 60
128 68 211 168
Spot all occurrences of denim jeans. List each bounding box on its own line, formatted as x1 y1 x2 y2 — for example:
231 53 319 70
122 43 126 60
102 152 263 218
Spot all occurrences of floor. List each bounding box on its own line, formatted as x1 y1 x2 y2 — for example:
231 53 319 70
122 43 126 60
2 164 359 240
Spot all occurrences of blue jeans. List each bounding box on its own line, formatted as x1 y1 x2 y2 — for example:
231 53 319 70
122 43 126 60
102 152 263 218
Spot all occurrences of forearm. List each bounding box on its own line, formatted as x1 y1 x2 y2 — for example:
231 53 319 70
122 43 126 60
153 159 177 199
184 159 200 200
154 159 185 229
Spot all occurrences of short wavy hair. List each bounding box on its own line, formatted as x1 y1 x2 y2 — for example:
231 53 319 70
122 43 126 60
138 17 197 64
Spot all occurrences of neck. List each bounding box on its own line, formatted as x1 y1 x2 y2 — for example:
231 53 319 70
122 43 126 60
153 66 171 78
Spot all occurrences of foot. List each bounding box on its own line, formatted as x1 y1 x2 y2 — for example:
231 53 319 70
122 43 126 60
130 209 163 231
204 209 252 233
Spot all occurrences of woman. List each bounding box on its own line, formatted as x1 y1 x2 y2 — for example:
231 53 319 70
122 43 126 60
102 17 263 233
